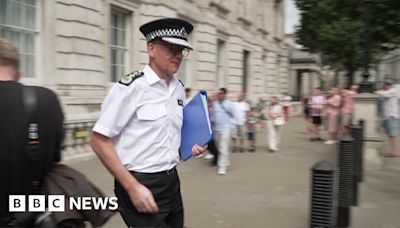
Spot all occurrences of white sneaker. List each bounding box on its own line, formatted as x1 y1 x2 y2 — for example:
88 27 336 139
195 153 204 158
204 153 214 160
218 167 226 175
324 140 336 145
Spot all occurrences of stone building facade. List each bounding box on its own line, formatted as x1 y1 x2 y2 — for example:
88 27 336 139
377 48 400 85
1 0 291 159
288 48 321 100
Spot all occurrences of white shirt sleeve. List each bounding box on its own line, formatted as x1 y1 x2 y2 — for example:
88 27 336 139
382 89 397 99
93 83 144 138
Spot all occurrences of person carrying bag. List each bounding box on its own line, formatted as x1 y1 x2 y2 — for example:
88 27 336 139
267 97 285 152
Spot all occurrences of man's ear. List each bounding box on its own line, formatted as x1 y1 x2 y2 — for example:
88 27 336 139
147 43 156 58
15 71 21 81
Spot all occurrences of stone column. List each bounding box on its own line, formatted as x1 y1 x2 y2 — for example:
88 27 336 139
353 93 383 171
288 69 297 99
311 71 319 89
302 72 309 95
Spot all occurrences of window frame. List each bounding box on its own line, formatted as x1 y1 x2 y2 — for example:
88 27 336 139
256 0 266 30
0 0 40 81
216 39 226 88
237 0 245 19
109 6 131 83
177 35 194 87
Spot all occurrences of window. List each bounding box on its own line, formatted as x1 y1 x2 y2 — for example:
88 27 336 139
262 53 267 92
243 50 250 92
256 0 265 29
178 58 189 86
237 0 245 18
216 40 225 88
274 0 283 37
177 30 193 86
109 8 128 82
0 0 38 78
391 59 399 82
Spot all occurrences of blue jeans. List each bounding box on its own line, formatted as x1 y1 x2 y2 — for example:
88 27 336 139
385 117 399 137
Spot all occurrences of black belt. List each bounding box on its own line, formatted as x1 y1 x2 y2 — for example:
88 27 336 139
131 167 176 176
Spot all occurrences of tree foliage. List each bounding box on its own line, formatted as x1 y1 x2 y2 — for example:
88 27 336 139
295 0 400 84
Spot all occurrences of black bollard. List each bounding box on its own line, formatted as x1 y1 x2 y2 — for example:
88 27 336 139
337 136 354 227
358 119 365 182
351 125 363 183
309 160 335 228
351 125 363 206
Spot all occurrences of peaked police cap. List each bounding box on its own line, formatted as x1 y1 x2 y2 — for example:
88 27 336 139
140 18 193 50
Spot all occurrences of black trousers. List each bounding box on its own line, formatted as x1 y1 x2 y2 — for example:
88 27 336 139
114 169 184 228
208 139 219 166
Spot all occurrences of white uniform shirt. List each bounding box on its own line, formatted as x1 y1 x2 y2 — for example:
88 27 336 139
93 65 185 173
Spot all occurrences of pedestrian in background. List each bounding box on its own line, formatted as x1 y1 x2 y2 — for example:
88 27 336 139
267 97 284 152
232 92 250 152
340 84 358 136
255 97 267 129
90 18 206 227
308 87 326 141
204 90 219 165
301 93 313 136
246 106 259 152
185 87 193 102
0 38 64 227
282 92 293 121
324 87 341 144
375 79 400 157
213 88 234 175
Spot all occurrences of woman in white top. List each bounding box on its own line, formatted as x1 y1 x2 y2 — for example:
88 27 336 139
266 97 285 152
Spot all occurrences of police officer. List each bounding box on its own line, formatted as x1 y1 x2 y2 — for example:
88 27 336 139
0 38 64 226
90 18 206 227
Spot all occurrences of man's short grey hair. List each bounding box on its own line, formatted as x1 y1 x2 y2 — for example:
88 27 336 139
0 38 19 69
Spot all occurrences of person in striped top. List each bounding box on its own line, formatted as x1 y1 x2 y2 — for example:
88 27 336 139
308 87 327 141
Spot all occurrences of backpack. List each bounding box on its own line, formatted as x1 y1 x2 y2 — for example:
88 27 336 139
7 86 56 227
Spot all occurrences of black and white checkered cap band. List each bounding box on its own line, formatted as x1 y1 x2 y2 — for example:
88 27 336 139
145 27 188 42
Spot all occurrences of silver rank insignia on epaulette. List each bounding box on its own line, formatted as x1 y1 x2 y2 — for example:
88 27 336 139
118 71 144 86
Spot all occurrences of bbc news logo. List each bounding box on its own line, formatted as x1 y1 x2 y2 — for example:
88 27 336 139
9 195 118 212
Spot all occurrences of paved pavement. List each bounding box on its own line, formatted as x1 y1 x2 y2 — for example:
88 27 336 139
68 117 400 228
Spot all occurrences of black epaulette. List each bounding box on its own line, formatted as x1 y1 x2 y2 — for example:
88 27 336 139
118 71 144 86
178 79 185 88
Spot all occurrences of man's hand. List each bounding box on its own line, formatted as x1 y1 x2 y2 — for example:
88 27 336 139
374 90 383 96
128 184 159 213
192 144 208 156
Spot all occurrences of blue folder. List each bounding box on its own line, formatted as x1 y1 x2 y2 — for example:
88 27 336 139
180 91 213 161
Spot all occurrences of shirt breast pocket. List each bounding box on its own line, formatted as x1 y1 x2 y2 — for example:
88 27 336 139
137 103 167 121
176 105 183 120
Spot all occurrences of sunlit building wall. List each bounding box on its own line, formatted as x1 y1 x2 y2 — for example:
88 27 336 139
0 0 290 122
